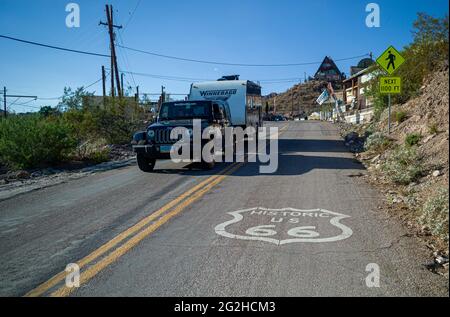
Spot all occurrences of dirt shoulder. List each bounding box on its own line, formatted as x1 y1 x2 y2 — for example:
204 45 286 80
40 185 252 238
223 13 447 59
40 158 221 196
0 145 136 202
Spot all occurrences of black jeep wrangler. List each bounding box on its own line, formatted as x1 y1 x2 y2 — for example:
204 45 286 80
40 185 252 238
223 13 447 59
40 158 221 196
132 100 231 172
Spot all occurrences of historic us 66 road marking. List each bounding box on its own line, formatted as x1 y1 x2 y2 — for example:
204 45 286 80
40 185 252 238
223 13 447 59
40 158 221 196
214 207 353 245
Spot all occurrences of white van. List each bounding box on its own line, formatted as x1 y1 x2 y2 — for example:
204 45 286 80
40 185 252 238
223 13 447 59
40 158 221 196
189 77 263 129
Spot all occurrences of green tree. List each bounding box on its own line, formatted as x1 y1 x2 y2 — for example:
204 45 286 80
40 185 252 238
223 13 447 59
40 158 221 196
39 106 60 117
366 13 449 119
57 87 94 111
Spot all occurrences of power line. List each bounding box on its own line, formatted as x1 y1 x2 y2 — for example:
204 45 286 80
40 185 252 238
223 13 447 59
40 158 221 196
107 69 315 85
123 0 142 30
1 33 369 69
0 34 110 58
117 44 370 67
84 76 106 90
3 99 40 111
8 97 21 107
9 99 40 108
107 69 211 82
1 98 40 108
3 87 38 117
36 73 110 101
117 31 138 89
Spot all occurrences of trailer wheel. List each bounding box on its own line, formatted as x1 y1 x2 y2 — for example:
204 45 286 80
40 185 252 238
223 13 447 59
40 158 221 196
137 154 156 172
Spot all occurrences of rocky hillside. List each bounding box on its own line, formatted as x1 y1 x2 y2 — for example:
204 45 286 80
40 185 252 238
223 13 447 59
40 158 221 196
264 80 329 116
340 61 449 274
375 61 449 174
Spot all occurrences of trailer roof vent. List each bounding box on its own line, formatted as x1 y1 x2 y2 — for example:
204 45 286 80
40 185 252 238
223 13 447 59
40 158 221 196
218 75 240 81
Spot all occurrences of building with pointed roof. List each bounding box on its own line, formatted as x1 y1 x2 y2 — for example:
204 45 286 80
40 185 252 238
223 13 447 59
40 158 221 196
314 56 345 83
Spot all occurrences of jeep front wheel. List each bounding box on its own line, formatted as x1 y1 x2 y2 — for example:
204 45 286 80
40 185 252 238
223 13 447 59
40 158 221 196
137 154 156 172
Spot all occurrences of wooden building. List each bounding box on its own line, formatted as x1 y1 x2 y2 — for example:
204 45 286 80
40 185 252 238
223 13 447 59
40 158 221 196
342 60 376 111
314 56 345 85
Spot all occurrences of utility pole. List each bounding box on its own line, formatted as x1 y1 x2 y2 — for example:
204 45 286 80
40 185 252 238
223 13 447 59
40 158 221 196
101 66 107 107
135 85 139 103
3 87 6 118
3 87 37 118
161 85 166 102
110 52 115 98
101 66 106 99
100 4 122 98
158 86 166 113
388 94 391 134
121 73 125 97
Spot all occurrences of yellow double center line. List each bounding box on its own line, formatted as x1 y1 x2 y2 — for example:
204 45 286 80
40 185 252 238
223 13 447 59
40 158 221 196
25 123 289 297
25 162 242 297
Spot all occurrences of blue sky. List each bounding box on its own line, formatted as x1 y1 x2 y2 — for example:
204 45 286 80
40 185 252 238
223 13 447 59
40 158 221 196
0 0 448 112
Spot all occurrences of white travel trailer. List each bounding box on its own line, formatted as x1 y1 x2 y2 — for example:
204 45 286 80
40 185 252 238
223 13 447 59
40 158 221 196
189 77 263 129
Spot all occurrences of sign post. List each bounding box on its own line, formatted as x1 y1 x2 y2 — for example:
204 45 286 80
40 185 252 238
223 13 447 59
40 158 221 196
379 77 401 134
376 46 405 134
386 91 391 132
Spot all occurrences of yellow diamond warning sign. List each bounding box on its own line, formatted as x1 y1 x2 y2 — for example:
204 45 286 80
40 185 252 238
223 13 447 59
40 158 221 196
376 46 405 75
380 77 401 94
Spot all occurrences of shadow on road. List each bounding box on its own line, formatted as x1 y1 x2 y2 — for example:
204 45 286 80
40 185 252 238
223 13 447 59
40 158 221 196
279 139 350 153
149 139 364 177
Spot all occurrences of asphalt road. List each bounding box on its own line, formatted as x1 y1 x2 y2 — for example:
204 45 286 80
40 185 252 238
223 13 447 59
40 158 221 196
0 121 447 297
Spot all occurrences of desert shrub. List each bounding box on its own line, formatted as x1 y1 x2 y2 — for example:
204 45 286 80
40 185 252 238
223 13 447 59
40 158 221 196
428 123 440 135
364 132 391 152
0 115 76 169
382 145 423 185
74 139 110 163
63 98 148 145
395 111 408 123
0 86 149 170
405 133 422 147
420 187 449 241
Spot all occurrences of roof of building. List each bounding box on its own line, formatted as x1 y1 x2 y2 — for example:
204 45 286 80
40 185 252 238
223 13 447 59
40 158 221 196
343 65 376 83
314 56 344 81
357 58 375 69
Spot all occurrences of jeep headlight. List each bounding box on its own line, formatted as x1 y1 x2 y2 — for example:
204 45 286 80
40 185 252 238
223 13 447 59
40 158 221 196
148 130 155 139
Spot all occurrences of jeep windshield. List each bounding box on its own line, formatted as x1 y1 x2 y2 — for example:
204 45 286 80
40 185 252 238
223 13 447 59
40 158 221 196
159 101 212 121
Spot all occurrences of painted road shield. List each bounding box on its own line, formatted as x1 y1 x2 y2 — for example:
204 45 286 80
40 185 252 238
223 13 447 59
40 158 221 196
215 207 353 245
376 45 405 75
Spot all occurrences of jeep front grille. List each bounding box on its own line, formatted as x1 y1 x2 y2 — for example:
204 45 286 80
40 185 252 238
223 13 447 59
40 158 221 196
154 129 180 144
